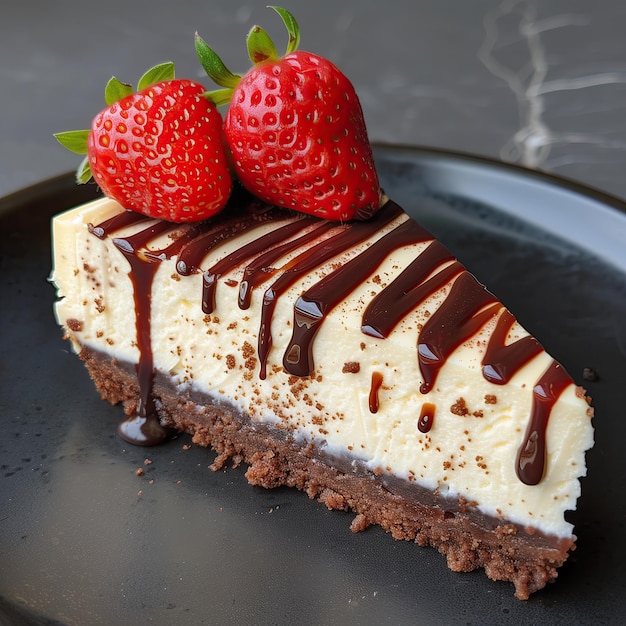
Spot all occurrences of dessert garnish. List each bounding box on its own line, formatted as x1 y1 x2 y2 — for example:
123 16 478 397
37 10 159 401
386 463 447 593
196 6 381 221
54 63 232 223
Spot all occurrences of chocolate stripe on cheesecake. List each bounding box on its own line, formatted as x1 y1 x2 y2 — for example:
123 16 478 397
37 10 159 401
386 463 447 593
361 242 462 339
237 220 337 310
176 206 279 275
91 199 573 483
283 216 431 377
110 220 176 445
482 309 543 385
417 273 502 395
255 202 403 378
202 216 314 314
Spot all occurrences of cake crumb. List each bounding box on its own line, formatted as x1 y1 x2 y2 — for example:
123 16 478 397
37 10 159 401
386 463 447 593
350 513 369 533
242 341 255 359
450 398 469 416
582 367 599 382
342 361 360 373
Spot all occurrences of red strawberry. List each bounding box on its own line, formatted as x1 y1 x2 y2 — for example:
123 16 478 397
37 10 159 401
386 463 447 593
55 63 233 223
196 7 381 221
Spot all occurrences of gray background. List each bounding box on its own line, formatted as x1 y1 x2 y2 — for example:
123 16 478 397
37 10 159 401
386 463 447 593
4 0 626 202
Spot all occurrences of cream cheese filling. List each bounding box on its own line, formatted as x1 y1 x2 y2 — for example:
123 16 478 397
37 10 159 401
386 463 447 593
52 197 594 538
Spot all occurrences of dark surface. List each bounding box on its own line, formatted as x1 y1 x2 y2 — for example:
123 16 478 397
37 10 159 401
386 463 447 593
1 146 625 625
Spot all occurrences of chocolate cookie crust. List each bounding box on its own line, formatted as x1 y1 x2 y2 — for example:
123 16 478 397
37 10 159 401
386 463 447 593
77 344 573 600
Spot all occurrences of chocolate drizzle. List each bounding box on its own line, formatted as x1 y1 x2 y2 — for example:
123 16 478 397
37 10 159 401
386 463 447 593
88 209 148 238
202 217 311 313
418 403 436 433
362 242 461 339
418 273 501 395
89 195 574 485
175 207 276 276
256 203 403 379
482 310 543 384
369 372 383 413
237 221 335 310
112 226 175 445
517 361 571 485
283 211 425 377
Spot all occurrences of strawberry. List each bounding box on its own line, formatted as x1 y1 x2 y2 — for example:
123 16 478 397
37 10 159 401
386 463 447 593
196 7 381 221
55 63 233 223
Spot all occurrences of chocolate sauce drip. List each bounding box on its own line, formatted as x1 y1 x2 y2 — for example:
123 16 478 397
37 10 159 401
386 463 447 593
482 309 543 384
418 273 500 394
113 231 174 445
153 223 208 261
237 221 336 310
202 216 311 314
257 203 403 379
90 208 215 262
283 205 411 376
88 210 149 238
361 242 461 339
175 208 277 276
517 361 572 485
369 372 383 413
112 220 175 255
418 403 436 433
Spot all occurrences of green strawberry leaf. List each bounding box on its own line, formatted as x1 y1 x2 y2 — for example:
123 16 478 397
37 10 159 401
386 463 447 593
270 6 300 54
203 88 235 107
104 77 133 107
247 25 279 64
137 62 175 91
195 33 241 89
54 129 90 155
75 155 92 184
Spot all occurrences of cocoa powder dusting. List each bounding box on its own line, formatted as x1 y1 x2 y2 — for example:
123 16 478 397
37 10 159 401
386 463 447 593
450 398 469 416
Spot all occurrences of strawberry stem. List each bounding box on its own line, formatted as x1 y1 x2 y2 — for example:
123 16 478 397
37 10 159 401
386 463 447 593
104 77 133 107
54 129 90 154
247 25 279 64
137 62 175 91
269 6 300 54
204 88 235 107
75 155 92 184
195 33 241 89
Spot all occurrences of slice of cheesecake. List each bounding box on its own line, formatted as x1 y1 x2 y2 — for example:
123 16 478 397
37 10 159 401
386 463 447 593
51 188 593 599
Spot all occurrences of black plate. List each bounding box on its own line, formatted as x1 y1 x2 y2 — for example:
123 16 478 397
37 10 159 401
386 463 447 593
1 146 624 625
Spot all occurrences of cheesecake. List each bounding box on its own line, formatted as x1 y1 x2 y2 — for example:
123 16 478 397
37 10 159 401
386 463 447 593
51 186 594 599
